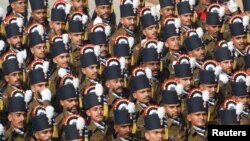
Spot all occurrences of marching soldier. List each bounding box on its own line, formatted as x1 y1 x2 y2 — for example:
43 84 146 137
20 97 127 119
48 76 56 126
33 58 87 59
159 0 175 26
5 0 28 25
144 114 165 141
49 8 66 38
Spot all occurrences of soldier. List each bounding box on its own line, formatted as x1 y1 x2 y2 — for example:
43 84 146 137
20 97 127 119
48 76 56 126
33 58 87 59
242 0 250 18
159 0 175 24
70 0 89 15
186 97 208 141
29 114 53 141
161 90 186 141
5 97 27 140
49 8 66 37
140 12 158 40
84 84 112 141
144 114 164 141
6 0 27 24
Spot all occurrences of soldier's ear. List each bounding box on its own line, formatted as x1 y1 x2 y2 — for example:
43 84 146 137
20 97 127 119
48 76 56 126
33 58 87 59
7 38 11 45
204 24 209 31
142 29 147 36
145 131 150 140
60 100 65 106
30 85 35 92
81 68 86 75
132 92 137 100
8 113 13 122
105 81 110 88
164 41 169 48
52 57 57 64
30 47 34 54
34 132 39 140
114 125 118 132
68 33 72 40
4 75 9 82
187 114 192 122
86 109 91 117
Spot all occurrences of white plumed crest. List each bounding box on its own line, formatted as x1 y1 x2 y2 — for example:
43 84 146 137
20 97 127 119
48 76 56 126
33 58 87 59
133 0 140 9
243 16 249 27
214 65 222 76
73 78 80 89
65 3 71 15
151 5 160 19
145 67 152 79
62 34 69 44
16 51 24 64
43 61 49 74
219 73 229 84
127 102 135 113
16 17 23 27
58 68 68 78
157 41 164 53
94 45 100 57
105 25 111 36
0 40 5 51
82 15 88 25
227 41 234 52
189 57 197 69
235 102 243 115
175 84 184 96
24 90 32 103
95 83 103 97
128 37 134 48
77 117 85 130
40 88 52 101
157 107 166 120
0 123 4 135
219 7 225 18
228 0 238 13
174 18 181 28
119 57 126 70
189 0 196 6
36 25 44 36
196 27 204 38
202 90 209 102
22 50 27 60
93 16 102 25
45 106 54 120
0 7 4 18
245 76 250 87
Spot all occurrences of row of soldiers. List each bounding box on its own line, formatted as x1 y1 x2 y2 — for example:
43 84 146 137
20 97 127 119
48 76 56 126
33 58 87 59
0 0 249 140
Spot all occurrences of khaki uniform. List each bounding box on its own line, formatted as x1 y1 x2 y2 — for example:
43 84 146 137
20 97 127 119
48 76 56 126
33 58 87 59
2 85 16 109
203 32 221 58
88 121 113 141
166 117 187 141
240 113 250 125
134 103 146 140
55 110 72 139
27 97 50 122
69 44 81 69
5 126 26 141
187 126 208 141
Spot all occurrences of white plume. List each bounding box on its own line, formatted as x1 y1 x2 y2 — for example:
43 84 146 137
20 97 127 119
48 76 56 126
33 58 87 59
245 76 250 87
105 25 111 36
174 18 181 28
132 0 140 9
65 3 71 15
128 37 134 48
228 0 238 13
235 102 243 115
157 107 166 120
243 16 249 27
73 77 80 89
189 0 196 6
0 123 4 135
16 17 23 27
62 34 69 44
16 51 24 64
196 27 204 38
119 57 126 70
0 7 4 18
127 102 135 113
93 16 102 25
95 83 103 97
157 41 164 53
24 90 32 103
82 15 88 25
219 73 229 84
175 84 184 96
145 67 152 79
94 45 100 57
76 117 85 130
36 25 44 36
0 40 5 51
202 90 209 102
45 106 54 120
219 6 225 18
43 61 49 74
40 88 52 102
22 50 27 60
58 68 68 78
189 57 197 69
227 41 234 52
214 66 222 76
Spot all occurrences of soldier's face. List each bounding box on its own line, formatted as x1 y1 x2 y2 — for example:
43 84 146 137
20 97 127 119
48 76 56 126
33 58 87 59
160 6 174 19
60 98 79 114
31 43 47 59
145 128 164 141
133 88 151 104
82 64 98 80
99 44 109 57
86 105 104 122
121 16 136 31
179 13 193 26
95 5 111 19
71 0 86 11
11 0 27 14
143 61 160 77
165 36 181 51
199 84 217 98
205 25 221 38
164 104 180 119
187 111 207 127
178 77 192 91
8 112 26 129
53 53 70 68
5 71 23 87
50 21 66 35
232 35 247 51
188 47 205 62
34 128 52 141
234 96 249 109
219 60 233 74
31 82 48 94
31 9 47 24
7 35 23 49
105 78 124 94
143 25 158 39
69 32 84 46
114 124 132 139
